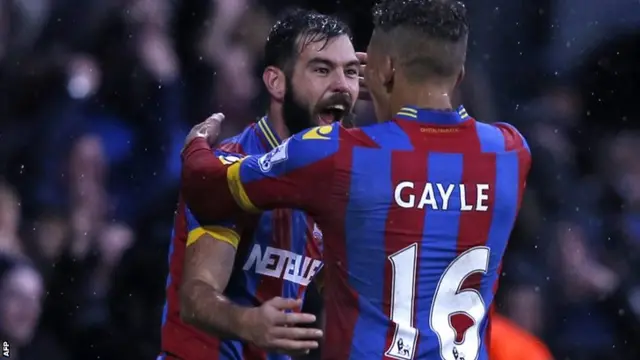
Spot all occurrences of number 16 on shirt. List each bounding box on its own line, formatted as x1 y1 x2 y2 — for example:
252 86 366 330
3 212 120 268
385 245 490 360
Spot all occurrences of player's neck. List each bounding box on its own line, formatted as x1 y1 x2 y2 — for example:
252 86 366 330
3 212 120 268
266 103 290 140
390 84 454 115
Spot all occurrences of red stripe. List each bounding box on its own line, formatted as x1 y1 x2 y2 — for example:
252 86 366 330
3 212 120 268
381 151 429 359
393 119 477 152
456 124 495 253
166 200 187 329
516 152 530 210
300 216 322 299
497 124 524 152
161 321 223 360
322 143 359 360
304 215 323 261
450 122 497 345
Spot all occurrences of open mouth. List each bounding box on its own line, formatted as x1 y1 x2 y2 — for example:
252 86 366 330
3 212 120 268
317 104 347 125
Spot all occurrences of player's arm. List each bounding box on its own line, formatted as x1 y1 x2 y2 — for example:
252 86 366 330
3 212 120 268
180 143 323 352
179 206 246 338
179 205 322 353
182 124 340 218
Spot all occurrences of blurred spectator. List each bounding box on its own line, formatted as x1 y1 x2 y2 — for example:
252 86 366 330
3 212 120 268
0 182 23 256
0 255 66 359
28 213 68 276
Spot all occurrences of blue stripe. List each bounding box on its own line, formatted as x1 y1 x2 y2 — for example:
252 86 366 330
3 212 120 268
475 124 519 359
220 341 244 360
184 206 200 231
416 153 464 358
475 122 506 153
478 152 520 359
241 215 274 299
347 148 393 359
360 122 414 150
234 212 279 299
289 210 306 299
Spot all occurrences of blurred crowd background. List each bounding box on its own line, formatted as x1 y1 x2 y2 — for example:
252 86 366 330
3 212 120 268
1 0 640 359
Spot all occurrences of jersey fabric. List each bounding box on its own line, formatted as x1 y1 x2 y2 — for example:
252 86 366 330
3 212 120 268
181 106 531 360
160 117 323 360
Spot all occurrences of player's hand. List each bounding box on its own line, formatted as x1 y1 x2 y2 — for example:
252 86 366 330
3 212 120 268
183 113 225 153
243 297 322 355
356 52 371 101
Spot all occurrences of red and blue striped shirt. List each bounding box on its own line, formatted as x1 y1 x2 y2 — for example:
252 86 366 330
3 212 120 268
161 117 322 360
181 105 531 360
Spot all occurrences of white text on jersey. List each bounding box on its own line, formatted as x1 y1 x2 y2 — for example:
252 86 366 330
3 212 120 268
242 244 323 286
394 182 490 211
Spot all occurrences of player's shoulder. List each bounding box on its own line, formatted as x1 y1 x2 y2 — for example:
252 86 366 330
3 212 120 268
254 123 341 172
476 120 530 153
218 121 267 155
493 122 529 150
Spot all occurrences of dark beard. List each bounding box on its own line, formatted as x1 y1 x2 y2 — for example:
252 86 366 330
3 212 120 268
282 79 315 135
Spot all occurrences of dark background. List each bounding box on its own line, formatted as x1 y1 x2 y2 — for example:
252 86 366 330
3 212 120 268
1 0 640 359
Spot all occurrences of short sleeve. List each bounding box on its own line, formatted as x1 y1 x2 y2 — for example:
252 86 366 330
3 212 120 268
184 205 241 249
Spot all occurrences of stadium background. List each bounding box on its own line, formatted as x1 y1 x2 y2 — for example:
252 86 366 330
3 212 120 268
1 0 640 359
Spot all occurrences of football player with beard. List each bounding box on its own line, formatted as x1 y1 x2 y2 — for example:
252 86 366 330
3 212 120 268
158 8 359 360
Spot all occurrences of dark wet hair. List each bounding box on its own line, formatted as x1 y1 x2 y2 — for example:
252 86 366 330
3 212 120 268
371 0 469 80
264 8 352 74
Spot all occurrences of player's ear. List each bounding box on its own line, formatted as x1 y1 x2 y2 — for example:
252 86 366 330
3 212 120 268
382 55 395 93
263 66 285 101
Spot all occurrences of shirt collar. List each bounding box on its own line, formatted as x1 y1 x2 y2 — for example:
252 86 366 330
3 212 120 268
395 105 470 125
255 116 282 150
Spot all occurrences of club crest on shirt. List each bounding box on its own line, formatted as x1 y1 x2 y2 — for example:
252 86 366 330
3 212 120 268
301 125 332 140
258 139 289 172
